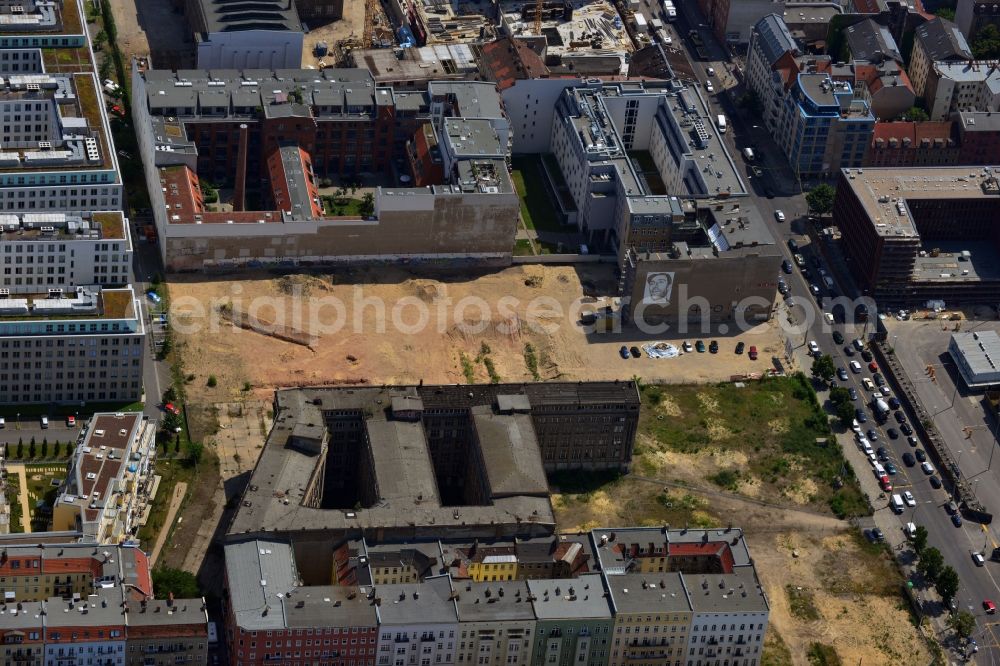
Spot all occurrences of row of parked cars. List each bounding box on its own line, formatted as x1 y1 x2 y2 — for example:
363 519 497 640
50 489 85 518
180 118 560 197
618 340 758 360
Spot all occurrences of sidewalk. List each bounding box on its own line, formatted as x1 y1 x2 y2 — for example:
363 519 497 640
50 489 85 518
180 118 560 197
149 482 187 567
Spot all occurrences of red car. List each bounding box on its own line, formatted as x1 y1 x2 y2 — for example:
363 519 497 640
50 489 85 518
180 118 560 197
748 345 758 360
164 402 180 415
868 361 879 372
984 600 996 614
879 476 892 492
66 415 76 427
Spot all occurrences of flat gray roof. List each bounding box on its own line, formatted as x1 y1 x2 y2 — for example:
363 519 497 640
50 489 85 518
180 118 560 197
472 408 548 498
453 580 535 622
687 568 769 615
606 573 691 614
528 574 612 620
224 539 298 631
950 330 1000 386
200 0 300 34
365 418 440 506
373 576 458 625
284 585 378 628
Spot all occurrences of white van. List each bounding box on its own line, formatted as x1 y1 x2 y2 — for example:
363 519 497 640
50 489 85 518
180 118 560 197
742 147 755 161
40 415 48 429
716 114 727 133
891 494 905 513
904 522 916 539
873 463 886 477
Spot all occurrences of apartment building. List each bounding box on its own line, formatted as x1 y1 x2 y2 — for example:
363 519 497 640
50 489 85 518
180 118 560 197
606 573 691 666
52 412 156 543
131 67 518 271
0 211 131 294
181 0 304 69
223 530 769 666
439 535 594 582
955 110 1000 164
375 577 459 666
225 540 379 666
910 18 973 100
694 0 841 44
0 285 145 405
924 61 1000 120
864 121 959 166
0 542 208 665
528 574 613 666
454 581 535 666
748 15 876 177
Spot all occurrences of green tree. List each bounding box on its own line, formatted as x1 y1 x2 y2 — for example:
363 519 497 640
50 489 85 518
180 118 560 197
936 7 955 20
359 192 375 218
912 525 928 555
174 437 181 455
28 438 36 459
835 400 856 427
948 609 977 639
901 106 929 121
151 567 201 599
66 442 74 458
806 183 836 216
186 441 204 466
811 354 836 382
206 374 217 387
829 386 851 405
53 441 61 458
936 566 961 606
972 24 1000 60
163 387 178 404
163 412 182 433
93 30 107 51
16 439 23 459
918 546 945 581
41 439 48 458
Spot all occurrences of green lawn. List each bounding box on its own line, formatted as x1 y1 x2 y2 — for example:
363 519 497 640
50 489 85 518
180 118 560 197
322 197 367 217
513 239 535 256
511 156 565 232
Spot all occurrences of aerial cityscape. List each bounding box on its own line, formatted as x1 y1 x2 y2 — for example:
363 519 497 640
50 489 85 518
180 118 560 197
0 0 999 663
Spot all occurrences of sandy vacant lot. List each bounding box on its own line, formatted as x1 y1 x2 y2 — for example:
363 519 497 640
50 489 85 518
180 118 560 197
168 265 788 404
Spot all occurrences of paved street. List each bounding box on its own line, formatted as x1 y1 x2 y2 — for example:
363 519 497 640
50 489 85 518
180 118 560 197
670 2 999 659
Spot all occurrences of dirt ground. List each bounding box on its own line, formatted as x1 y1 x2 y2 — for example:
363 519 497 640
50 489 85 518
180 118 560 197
301 1 368 68
109 0 190 65
167 266 790 405
556 484 931 666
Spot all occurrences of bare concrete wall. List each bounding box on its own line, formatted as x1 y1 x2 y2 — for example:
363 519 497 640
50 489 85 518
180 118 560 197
625 253 782 324
164 191 520 270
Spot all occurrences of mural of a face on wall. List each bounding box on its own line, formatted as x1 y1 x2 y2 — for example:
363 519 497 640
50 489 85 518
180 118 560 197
643 272 674 305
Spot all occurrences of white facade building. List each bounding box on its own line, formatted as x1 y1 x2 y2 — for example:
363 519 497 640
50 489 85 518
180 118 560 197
375 577 459 666
925 61 1000 120
0 212 131 294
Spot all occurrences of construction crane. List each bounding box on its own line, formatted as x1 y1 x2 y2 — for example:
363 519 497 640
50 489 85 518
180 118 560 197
534 0 543 35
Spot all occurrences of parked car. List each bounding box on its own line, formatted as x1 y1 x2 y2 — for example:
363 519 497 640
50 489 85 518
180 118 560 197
40 415 48 429
973 552 987 567
832 331 844 344
861 350 873 362
855 409 868 423
900 422 913 436
66 415 76 427
808 340 820 355
683 341 693 353
629 346 641 358
907 435 919 447
873 372 885 386
902 452 916 467
705 80 714 92
844 345 855 357
748 345 758 360
788 238 799 252
886 428 898 439
706 67 716 76
867 429 879 442
945 501 959 515
888 397 901 409
837 368 849 381
885 462 898 475
810 284 821 297
850 361 862 374
894 411 906 424
774 210 786 222
863 378 875 391
848 387 858 401
696 340 706 353
709 340 719 354
929 475 941 489
921 461 935 475
903 491 916 507
782 259 792 274
868 361 879 372
915 449 926 462
952 513 964 527
853 338 865 351
619 346 630 359
984 600 996 614
735 342 745 354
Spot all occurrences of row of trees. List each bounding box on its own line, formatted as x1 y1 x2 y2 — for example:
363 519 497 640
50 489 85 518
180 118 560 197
909 524 976 638
6 437 73 460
